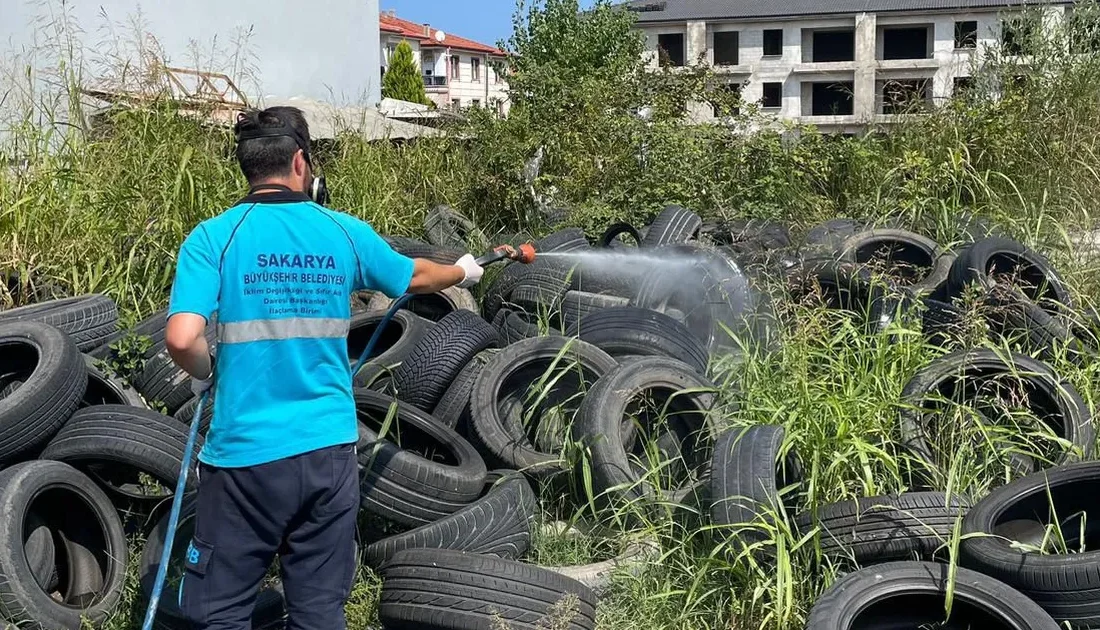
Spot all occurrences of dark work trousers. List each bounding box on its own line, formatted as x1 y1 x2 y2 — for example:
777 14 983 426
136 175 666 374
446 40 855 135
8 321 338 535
179 442 359 630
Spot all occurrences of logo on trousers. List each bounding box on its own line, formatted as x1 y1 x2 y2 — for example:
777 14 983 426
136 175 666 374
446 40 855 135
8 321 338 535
186 541 200 565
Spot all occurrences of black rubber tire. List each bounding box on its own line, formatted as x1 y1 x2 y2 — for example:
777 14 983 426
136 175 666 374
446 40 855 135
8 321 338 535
24 511 56 591
633 242 767 352
355 389 487 527
921 296 966 348
495 309 551 345
946 237 1072 309
641 205 702 247
0 294 118 352
392 310 499 412
378 548 597 630
805 560 1060 630
599 222 642 248
0 460 128 628
899 349 1094 486
349 310 433 387
384 238 465 265
424 204 484 249
173 395 214 435
141 495 285 630
979 286 1084 361
508 265 571 313
536 228 588 253
432 350 497 431
366 286 479 323
565 306 709 375
80 354 146 408
786 258 900 333
0 321 87 463
710 425 803 557
470 337 617 478
802 218 863 255
40 405 202 504
130 318 217 415
961 461 1100 627
838 229 948 292
362 470 536 569
560 291 630 331
797 492 970 566
712 219 792 250
574 357 718 507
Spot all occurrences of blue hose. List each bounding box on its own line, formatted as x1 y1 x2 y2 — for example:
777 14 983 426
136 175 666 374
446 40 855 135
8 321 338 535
140 292 415 629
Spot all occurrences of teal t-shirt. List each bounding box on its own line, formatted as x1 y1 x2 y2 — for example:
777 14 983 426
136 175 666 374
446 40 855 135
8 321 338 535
167 190 415 468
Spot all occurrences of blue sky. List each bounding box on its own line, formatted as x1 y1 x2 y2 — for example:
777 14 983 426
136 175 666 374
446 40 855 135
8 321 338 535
382 0 599 49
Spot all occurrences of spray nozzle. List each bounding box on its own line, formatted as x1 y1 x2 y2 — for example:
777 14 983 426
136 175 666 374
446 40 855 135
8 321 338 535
475 242 537 267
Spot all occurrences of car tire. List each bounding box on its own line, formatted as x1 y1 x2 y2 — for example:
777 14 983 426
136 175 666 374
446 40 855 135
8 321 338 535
961 461 1100 627
573 357 717 507
899 349 1093 486
710 425 802 558
0 294 118 352
470 337 617 479
805 560 1059 629
0 460 128 628
392 310 499 412
565 306 709 375
362 470 536 569
355 389 487 527
40 405 202 506
796 492 970 566
0 321 87 463
378 549 597 630
641 205 702 247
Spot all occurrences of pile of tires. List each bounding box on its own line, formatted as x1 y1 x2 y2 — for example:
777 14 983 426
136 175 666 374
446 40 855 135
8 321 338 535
3 209 1100 630
0 298 200 628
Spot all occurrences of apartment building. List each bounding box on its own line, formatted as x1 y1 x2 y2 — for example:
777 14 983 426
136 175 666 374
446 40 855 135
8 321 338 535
380 11 510 113
627 0 1073 131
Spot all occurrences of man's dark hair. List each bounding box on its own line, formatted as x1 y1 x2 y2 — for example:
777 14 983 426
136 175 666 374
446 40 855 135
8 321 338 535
234 106 311 183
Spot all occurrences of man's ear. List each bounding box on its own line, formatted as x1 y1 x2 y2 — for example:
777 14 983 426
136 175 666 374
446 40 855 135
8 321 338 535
292 149 308 178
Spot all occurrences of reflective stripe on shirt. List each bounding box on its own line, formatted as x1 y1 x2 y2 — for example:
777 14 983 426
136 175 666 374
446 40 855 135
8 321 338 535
217 318 350 344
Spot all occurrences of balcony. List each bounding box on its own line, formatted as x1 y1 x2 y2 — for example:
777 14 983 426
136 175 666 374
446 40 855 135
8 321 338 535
423 75 448 89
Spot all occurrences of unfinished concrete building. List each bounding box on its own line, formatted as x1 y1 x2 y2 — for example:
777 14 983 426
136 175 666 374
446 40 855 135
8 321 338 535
629 0 1073 132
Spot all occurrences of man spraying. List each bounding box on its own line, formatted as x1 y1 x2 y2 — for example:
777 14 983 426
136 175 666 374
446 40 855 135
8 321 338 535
164 105 484 629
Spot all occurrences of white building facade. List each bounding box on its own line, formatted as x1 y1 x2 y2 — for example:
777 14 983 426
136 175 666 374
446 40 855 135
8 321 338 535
380 12 510 114
628 0 1072 131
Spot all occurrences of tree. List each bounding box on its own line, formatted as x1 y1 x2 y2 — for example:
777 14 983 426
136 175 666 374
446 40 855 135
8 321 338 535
382 41 431 106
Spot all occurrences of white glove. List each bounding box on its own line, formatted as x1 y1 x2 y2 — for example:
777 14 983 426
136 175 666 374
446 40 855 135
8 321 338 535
190 351 215 397
454 254 484 289
191 375 214 397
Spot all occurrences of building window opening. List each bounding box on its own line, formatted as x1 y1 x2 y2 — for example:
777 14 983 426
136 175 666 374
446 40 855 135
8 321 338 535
714 31 739 65
955 21 978 49
658 33 686 66
882 26 931 59
811 82 854 116
811 29 855 62
881 79 931 114
763 29 783 56
761 82 782 108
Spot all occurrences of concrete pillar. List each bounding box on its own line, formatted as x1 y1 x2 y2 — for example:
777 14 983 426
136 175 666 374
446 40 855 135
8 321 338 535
687 21 707 65
854 12 877 119
364 0 382 106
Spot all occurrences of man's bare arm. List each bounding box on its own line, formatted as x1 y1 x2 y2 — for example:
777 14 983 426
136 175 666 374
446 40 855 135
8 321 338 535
166 313 213 379
406 258 472 294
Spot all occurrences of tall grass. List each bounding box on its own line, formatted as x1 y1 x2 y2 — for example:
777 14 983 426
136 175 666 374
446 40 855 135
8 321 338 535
6 1 1100 629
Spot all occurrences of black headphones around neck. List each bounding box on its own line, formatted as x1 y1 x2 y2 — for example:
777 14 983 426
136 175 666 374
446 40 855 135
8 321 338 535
234 112 329 206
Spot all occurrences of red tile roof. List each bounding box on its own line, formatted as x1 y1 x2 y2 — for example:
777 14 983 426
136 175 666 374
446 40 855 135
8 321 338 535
379 13 506 56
